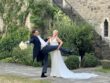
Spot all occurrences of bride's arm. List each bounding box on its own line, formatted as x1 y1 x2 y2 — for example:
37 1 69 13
56 37 63 49
46 36 51 44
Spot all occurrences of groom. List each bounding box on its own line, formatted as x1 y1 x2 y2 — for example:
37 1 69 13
28 29 73 78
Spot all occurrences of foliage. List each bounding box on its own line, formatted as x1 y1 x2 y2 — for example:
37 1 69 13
65 56 80 69
11 46 41 66
30 0 57 36
81 53 99 67
73 24 94 60
95 66 110 73
11 46 32 65
0 0 30 60
1 46 42 67
101 60 110 69
0 27 29 60
1 57 14 63
0 51 12 60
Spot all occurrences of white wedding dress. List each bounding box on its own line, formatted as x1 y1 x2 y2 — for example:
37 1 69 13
50 38 98 79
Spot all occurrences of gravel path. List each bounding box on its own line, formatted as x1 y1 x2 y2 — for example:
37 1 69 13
0 62 110 83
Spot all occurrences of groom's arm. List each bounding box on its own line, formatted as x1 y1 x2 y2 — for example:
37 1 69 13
44 37 50 44
25 37 34 44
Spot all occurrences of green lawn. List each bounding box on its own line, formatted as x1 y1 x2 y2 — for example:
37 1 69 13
95 66 110 73
0 75 50 83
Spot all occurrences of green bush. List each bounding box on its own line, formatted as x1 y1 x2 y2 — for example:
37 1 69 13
0 27 29 60
0 51 12 60
12 46 32 65
1 57 14 63
65 55 79 70
81 53 99 67
10 46 41 67
101 60 110 69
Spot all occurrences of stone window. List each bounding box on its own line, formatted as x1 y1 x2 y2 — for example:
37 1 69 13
104 19 108 37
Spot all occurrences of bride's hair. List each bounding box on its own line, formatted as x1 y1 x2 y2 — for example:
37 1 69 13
53 30 58 34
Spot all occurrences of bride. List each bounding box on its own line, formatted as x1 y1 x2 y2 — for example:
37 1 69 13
48 30 98 79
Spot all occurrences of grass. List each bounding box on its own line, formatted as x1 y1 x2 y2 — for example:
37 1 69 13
95 66 110 73
0 75 50 83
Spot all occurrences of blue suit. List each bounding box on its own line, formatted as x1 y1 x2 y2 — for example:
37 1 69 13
29 35 44 62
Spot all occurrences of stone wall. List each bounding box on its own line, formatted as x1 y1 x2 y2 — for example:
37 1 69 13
66 0 110 40
53 0 110 60
0 16 4 33
0 0 33 34
65 0 110 60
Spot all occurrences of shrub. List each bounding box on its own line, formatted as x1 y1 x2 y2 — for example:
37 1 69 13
81 53 99 67
0 51 12 60
1 57 14 63
12 46 32 65
65 55 80 70
101 60 110 69
0 27 29 60
11 46 41 67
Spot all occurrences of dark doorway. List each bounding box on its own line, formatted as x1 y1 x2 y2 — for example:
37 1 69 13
104 19 109 37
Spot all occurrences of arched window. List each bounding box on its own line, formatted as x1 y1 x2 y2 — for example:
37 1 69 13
104 19 108 37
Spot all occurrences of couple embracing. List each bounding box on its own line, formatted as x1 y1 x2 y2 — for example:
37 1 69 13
28 29 98 79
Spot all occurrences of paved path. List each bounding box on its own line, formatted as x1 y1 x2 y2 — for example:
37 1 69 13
0 62 110 83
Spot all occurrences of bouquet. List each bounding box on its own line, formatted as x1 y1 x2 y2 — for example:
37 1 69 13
19 41 28 50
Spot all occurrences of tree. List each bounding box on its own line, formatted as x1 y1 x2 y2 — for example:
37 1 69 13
30 0 57 37
73 24 94 60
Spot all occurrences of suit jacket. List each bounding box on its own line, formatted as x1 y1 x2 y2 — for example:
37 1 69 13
30 35 44 62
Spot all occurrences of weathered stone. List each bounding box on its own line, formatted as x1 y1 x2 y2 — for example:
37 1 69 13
25 13 33 31
53 0 110 60
0 16 4 33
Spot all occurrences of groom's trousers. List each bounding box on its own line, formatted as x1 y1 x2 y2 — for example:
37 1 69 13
41 45 70 74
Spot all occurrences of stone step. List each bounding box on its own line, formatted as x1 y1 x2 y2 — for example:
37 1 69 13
102 53 110 55
102 45 109 47
102 47 110 49
102 54 110 56
102 51 110 53
102 48 110 50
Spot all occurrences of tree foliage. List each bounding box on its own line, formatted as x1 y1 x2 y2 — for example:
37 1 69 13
30 0 57 36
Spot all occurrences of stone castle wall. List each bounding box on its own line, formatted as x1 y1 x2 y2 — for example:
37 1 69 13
66 0 110 41
53 0 110 59
66 0 110 24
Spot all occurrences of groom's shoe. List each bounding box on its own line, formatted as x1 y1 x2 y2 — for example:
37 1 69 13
41 73 47 78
